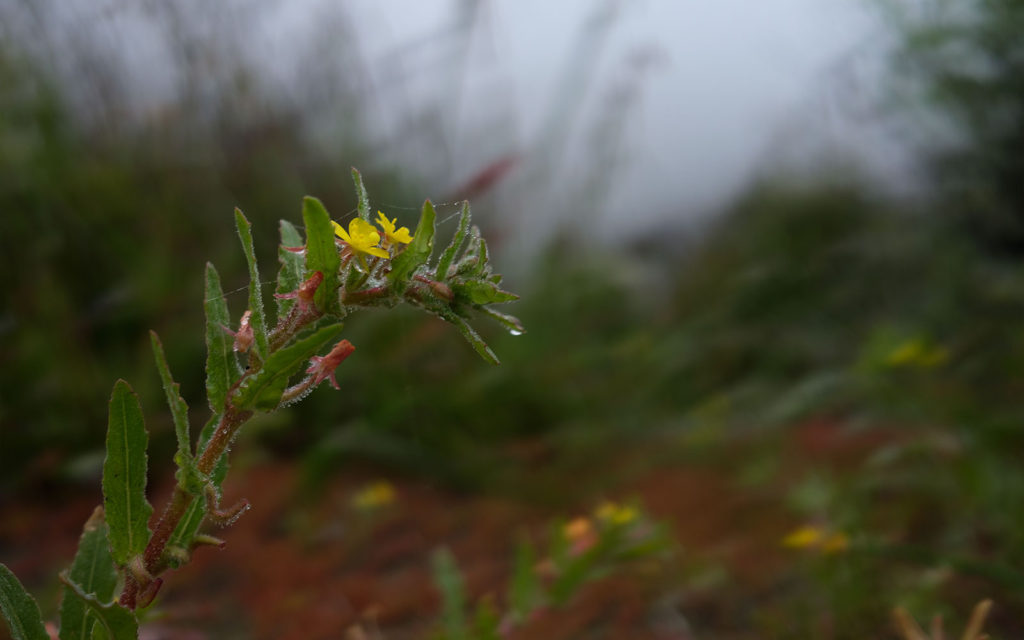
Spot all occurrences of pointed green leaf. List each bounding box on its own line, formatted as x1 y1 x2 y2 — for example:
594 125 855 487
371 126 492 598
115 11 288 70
149 332 199 493
102 380 152 566
59 577 137 640
351 167 371 222
435 307 499 365
388 200 436 294
234 209 269 360
431 548 467 640
0 564 49 640
452 280 519 306
275 220 306 320
59 508 118 640
435 200 471 280
204 263 241 414
480 307 525 335
302 197 341 315
233 323 346 411
165 414 226 567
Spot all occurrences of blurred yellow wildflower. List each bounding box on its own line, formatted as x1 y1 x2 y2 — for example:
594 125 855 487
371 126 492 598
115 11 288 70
595 501 637 525
333 218 389 259
782 526 823 549
782 525 850 554
351 481 396 510
375 211 414 245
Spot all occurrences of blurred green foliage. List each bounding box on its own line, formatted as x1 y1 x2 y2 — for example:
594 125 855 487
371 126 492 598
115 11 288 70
885 0 1024 252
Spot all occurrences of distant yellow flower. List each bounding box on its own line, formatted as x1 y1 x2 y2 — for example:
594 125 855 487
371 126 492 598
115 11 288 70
595 501 637 525
782 526 823 549
351 481 396 510
333 218 389 259
782 525 850 554
375 211 414 245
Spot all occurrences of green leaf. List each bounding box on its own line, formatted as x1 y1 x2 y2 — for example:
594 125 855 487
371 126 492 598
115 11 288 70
204 263 241 414
388 199 436 294
0 564 49 640
149 332 199 493
431 548 467 640
102 380 152 566
302 196 342 315
59 577 137 640
480 307 525 336
234 209 270 360
452 279 519 306
59 508 118 640
435 200 471 280
275 220 306 320
509 539 541 623
436 307 499 365
351 167 371 222
233 323 346 411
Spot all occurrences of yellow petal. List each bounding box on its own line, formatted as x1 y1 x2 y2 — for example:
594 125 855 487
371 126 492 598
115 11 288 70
332 220 350 242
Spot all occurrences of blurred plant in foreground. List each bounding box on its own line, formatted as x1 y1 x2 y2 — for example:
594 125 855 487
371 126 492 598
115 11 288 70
0 172 527 638
429 501 672 640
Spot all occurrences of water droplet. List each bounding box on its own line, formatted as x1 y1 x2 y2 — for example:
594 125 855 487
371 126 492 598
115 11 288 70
509 328 524 336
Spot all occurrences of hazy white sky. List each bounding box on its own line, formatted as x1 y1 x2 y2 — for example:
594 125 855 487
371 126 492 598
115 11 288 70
339 0 901 238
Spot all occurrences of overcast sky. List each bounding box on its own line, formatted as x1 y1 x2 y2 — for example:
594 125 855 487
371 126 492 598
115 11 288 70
337 0 905 239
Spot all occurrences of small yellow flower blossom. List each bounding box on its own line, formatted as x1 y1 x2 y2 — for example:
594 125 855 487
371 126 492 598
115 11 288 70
782 526 823 549
333 218 389 259
351 481 396 510
595 501 638 525
375 211 414 245
563 517 593 542
782 525 850 554
821 532 849 554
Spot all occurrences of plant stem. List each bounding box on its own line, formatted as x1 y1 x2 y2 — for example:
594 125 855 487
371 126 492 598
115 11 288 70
120 405 253 608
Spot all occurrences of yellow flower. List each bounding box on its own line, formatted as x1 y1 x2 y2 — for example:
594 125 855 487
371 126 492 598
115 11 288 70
352 481 396 510
595 501 637 525
333 218 389 259
782 526 850 555
375 211 414 245
782 526 823 549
